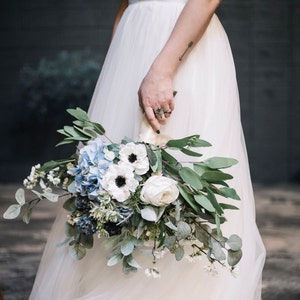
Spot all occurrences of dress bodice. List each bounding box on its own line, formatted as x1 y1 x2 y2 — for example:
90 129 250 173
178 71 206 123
129 0 188 4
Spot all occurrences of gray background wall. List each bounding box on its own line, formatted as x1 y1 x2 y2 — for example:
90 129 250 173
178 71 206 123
0 0 299 183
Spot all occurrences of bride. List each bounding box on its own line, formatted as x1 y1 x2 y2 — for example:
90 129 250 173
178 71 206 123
30 0 265 299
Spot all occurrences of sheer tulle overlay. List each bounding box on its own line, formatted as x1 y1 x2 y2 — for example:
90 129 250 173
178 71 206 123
30 0 265 299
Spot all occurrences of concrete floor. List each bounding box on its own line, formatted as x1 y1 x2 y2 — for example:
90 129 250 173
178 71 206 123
0 184 299 300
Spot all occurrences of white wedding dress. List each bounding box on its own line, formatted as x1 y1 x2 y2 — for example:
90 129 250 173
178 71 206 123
30 0 265 299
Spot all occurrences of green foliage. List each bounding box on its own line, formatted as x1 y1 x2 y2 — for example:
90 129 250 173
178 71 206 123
56 107 106 146
3 107 244 275
19 50 101 125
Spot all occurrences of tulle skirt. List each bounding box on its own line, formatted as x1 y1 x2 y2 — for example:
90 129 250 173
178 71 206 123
30 0 265 299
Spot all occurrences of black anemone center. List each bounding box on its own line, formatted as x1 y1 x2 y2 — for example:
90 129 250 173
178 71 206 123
128 153 137 163
115 176 126 187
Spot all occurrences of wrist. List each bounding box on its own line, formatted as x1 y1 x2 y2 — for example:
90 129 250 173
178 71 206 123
150 51 180 78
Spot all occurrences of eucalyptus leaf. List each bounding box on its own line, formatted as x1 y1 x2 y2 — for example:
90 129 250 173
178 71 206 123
65 222 77 237
189 138 211 148
195 224 210 244
194 194 215 212
179 167 203 190
83 127 98 139
68 181 76 194
206 188 223 215
63 126 82 137
161 149 179 166
121 136 134 144
39 158 75 172
91 122 105 135
197 211 216 224
176 221 191 240
166 135 199 149
72 120 85 127
15 188 25 205
193 163 211 176
146 146 158 172
30 190 49 201
126 255 141 269
57 129 71 137
127 255 141 269
201 170 233 181
141 206 158 222
211 240 226 261
63 197 76 212
73 126 95 138
226 234 242 251
79 234 94 249
3 204 21 219
122 258 137 274
175 245 184 261
177 185 199 213
155 149 163 172
56 140 79 147
164 163 180 177
220 203 239 210
164 236 176 250
43 192 59 202
157 207 165 221
219 187 240 200
102 235 122 250
203 157 238 169
69 242 86 260
121 240 135 256
180 148 202 157
67 107 89 122
137 220 145 239
22 208 33 224
165 221 178 231
56 237 71 247
215 214 221 235
227 249 243 266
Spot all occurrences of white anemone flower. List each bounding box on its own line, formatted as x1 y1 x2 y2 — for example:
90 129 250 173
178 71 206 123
119 142 149 175
101 163 139 202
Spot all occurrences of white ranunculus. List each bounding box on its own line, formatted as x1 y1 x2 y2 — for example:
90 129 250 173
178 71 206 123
119 142 149 175
101 163 139 202
140 175 179 207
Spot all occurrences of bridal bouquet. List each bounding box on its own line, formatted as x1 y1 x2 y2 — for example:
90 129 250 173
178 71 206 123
4 108 242 275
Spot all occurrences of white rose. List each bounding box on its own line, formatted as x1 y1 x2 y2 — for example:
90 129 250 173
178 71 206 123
140 175 179 207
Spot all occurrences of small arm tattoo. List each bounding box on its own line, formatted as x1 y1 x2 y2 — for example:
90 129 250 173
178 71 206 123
179 41 194 61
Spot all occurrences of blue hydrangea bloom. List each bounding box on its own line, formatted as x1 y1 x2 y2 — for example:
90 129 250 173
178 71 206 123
71 138 113 200
75 195 90 211
77 215 97 236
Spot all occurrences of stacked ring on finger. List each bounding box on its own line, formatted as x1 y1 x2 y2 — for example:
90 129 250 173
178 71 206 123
155 107 164 117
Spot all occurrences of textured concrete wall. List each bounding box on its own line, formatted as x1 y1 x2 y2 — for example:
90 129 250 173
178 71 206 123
0 0 299 183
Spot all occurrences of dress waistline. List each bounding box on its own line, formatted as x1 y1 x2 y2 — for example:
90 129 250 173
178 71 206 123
129 0 188 5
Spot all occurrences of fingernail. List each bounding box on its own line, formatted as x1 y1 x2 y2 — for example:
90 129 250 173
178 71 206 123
156 130 160 134
173 91 178 97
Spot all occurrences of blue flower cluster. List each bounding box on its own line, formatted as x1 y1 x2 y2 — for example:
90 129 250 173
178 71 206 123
77 215 97 236
75 195 91 211
72 138 113 199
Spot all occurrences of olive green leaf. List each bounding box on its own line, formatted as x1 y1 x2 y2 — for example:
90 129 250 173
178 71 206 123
203 157 238 169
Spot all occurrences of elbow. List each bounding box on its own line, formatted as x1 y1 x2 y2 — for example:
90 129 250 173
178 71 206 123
208 0 222 10
209 0 222 6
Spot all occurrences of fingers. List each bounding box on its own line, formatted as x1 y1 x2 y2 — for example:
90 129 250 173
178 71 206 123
144 106 161 133
139 90 177 134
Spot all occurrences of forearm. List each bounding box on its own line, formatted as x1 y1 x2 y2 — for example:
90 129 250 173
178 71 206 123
112 0 129 38
151 0 222 76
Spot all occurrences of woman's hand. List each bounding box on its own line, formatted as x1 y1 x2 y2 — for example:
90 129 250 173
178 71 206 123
138 67 175 133
138 0 221 133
